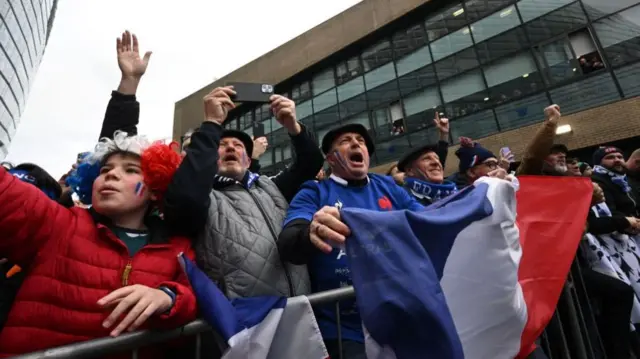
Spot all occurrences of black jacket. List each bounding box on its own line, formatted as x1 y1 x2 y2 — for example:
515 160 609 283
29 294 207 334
163 121 324 237
592 172 639 218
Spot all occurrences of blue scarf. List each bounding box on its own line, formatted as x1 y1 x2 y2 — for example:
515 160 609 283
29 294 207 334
213 171 260 190
593 165 631 193
405 177 457 202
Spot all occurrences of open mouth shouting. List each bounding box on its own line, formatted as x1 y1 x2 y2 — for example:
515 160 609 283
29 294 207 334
222 153 240 164
347 152 365 168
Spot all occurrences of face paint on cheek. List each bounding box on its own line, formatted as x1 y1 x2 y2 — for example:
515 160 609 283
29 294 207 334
334 150 349 171
134 182 146 197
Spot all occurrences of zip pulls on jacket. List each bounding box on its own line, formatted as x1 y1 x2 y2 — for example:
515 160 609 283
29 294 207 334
121 260 133 286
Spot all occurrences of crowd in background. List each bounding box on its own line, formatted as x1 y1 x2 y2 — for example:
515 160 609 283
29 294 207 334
1 31 640 359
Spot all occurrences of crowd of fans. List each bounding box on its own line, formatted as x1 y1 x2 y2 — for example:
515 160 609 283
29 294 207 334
1 31 640 359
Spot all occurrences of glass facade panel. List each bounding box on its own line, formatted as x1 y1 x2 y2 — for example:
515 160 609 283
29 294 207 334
594 5 640 67
343 112 371 129
615 61 640 97
337 76 365 102
471 5 521 43
393 24 428 59
312 88 338 113
364 62 396 90
549 71 620 114
484 52 543 103
396 45 432 77
537 37 581 84
312 68 335 95
403 86 440 132
465 0 515 22
434 47 479 81
425 3 468 42
476 27 529 64
582 0 640 20
430 26 474 61
525 2 587 44
398 64 438 96
441 70 486 103
517 0 574 23
494 93 550 130
362 39 393 72
376 136 411 164
450 110 499 140
296 99 313 121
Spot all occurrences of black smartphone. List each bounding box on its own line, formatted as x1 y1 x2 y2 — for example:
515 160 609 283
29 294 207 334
226 82 274 103
253 122 265 138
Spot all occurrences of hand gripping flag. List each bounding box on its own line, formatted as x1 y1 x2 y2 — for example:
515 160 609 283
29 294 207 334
340 177 523 359
178 254 329 359
339 176 592 359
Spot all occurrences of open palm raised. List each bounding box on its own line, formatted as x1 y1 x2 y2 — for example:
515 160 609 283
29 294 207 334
117 30 152 78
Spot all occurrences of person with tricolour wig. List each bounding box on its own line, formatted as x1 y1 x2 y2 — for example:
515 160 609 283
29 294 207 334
0 131 196 358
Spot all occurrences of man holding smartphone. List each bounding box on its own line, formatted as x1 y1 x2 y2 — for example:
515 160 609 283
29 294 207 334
164 86 323 299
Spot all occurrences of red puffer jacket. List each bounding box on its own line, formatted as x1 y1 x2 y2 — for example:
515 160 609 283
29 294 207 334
0 168 197 358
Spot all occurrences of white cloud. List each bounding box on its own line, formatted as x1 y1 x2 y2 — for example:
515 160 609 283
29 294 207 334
6 0 360 178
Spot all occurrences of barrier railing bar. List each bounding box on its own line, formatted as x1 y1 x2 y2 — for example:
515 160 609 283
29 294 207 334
12 286 356 359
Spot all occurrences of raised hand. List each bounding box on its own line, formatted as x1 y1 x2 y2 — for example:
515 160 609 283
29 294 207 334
203 87 236 125
433 111 449 134
117 30 152 79
543 104 561 124
271 95 301 135
309 206 351 254
252 136 269 159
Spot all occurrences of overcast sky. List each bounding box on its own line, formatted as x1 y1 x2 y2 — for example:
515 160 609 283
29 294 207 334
6 0 360 178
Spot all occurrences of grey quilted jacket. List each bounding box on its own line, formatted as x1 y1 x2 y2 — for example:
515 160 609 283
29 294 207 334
196 176 311 298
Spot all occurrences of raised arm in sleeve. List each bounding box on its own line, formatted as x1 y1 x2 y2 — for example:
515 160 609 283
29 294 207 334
98 91 140 140
271 124 324 202
278 182 323 264
0 168 73 267
436 140 449 168
516 120 557 176
586 210 631 234
163 122 222 237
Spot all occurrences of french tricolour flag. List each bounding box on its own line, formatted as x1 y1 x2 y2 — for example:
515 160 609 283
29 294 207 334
339 176 592 359
179 254 329 359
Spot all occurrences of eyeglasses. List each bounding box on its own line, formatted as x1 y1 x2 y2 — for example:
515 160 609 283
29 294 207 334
482 161 499 170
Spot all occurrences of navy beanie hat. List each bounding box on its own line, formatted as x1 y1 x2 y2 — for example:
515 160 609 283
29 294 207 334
455 137 496 173
8 163 61 200
592 146 623 166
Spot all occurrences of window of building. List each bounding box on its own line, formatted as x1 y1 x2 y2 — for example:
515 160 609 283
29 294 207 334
336 56 364 85
259 103 271 121
397 64 438 96
392 24 429 59
440 70 489 117
314 105 340 129
362 39 393 72
593 5 640 67
403 86 441 132
367 80 401 110
465 0 515 22
312 88 338 113
240 111 254 130
283 145 292 161
226 118 238 130
339 93 368 120
517 0 574 23
261 148 274 167
371 102 405 141
296 99 313 121
430 26 474 62
535 37 581 84
342 112 371 129
434 47 479 82
582 0 640 21
494 93 550 130
475 27 529 64
450 110 499 141
364 62 396 90
337 76 366 102
389 101 405 136
525 2 587 44
425 3 468 42
312 68 336 95
615 62 640 97
376 136 411 164
396 46 433 77
470 5 521 43
484 51 543 104
549 71 620 114
409 126 441 151
292 81 312 101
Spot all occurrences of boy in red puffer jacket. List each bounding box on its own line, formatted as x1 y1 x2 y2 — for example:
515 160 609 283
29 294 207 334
0 131 197 358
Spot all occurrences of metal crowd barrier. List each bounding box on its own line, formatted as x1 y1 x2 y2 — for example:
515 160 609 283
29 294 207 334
12 254 631 359
12 287 356 359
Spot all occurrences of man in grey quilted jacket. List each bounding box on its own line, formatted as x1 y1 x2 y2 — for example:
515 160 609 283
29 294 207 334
164 86 323 298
